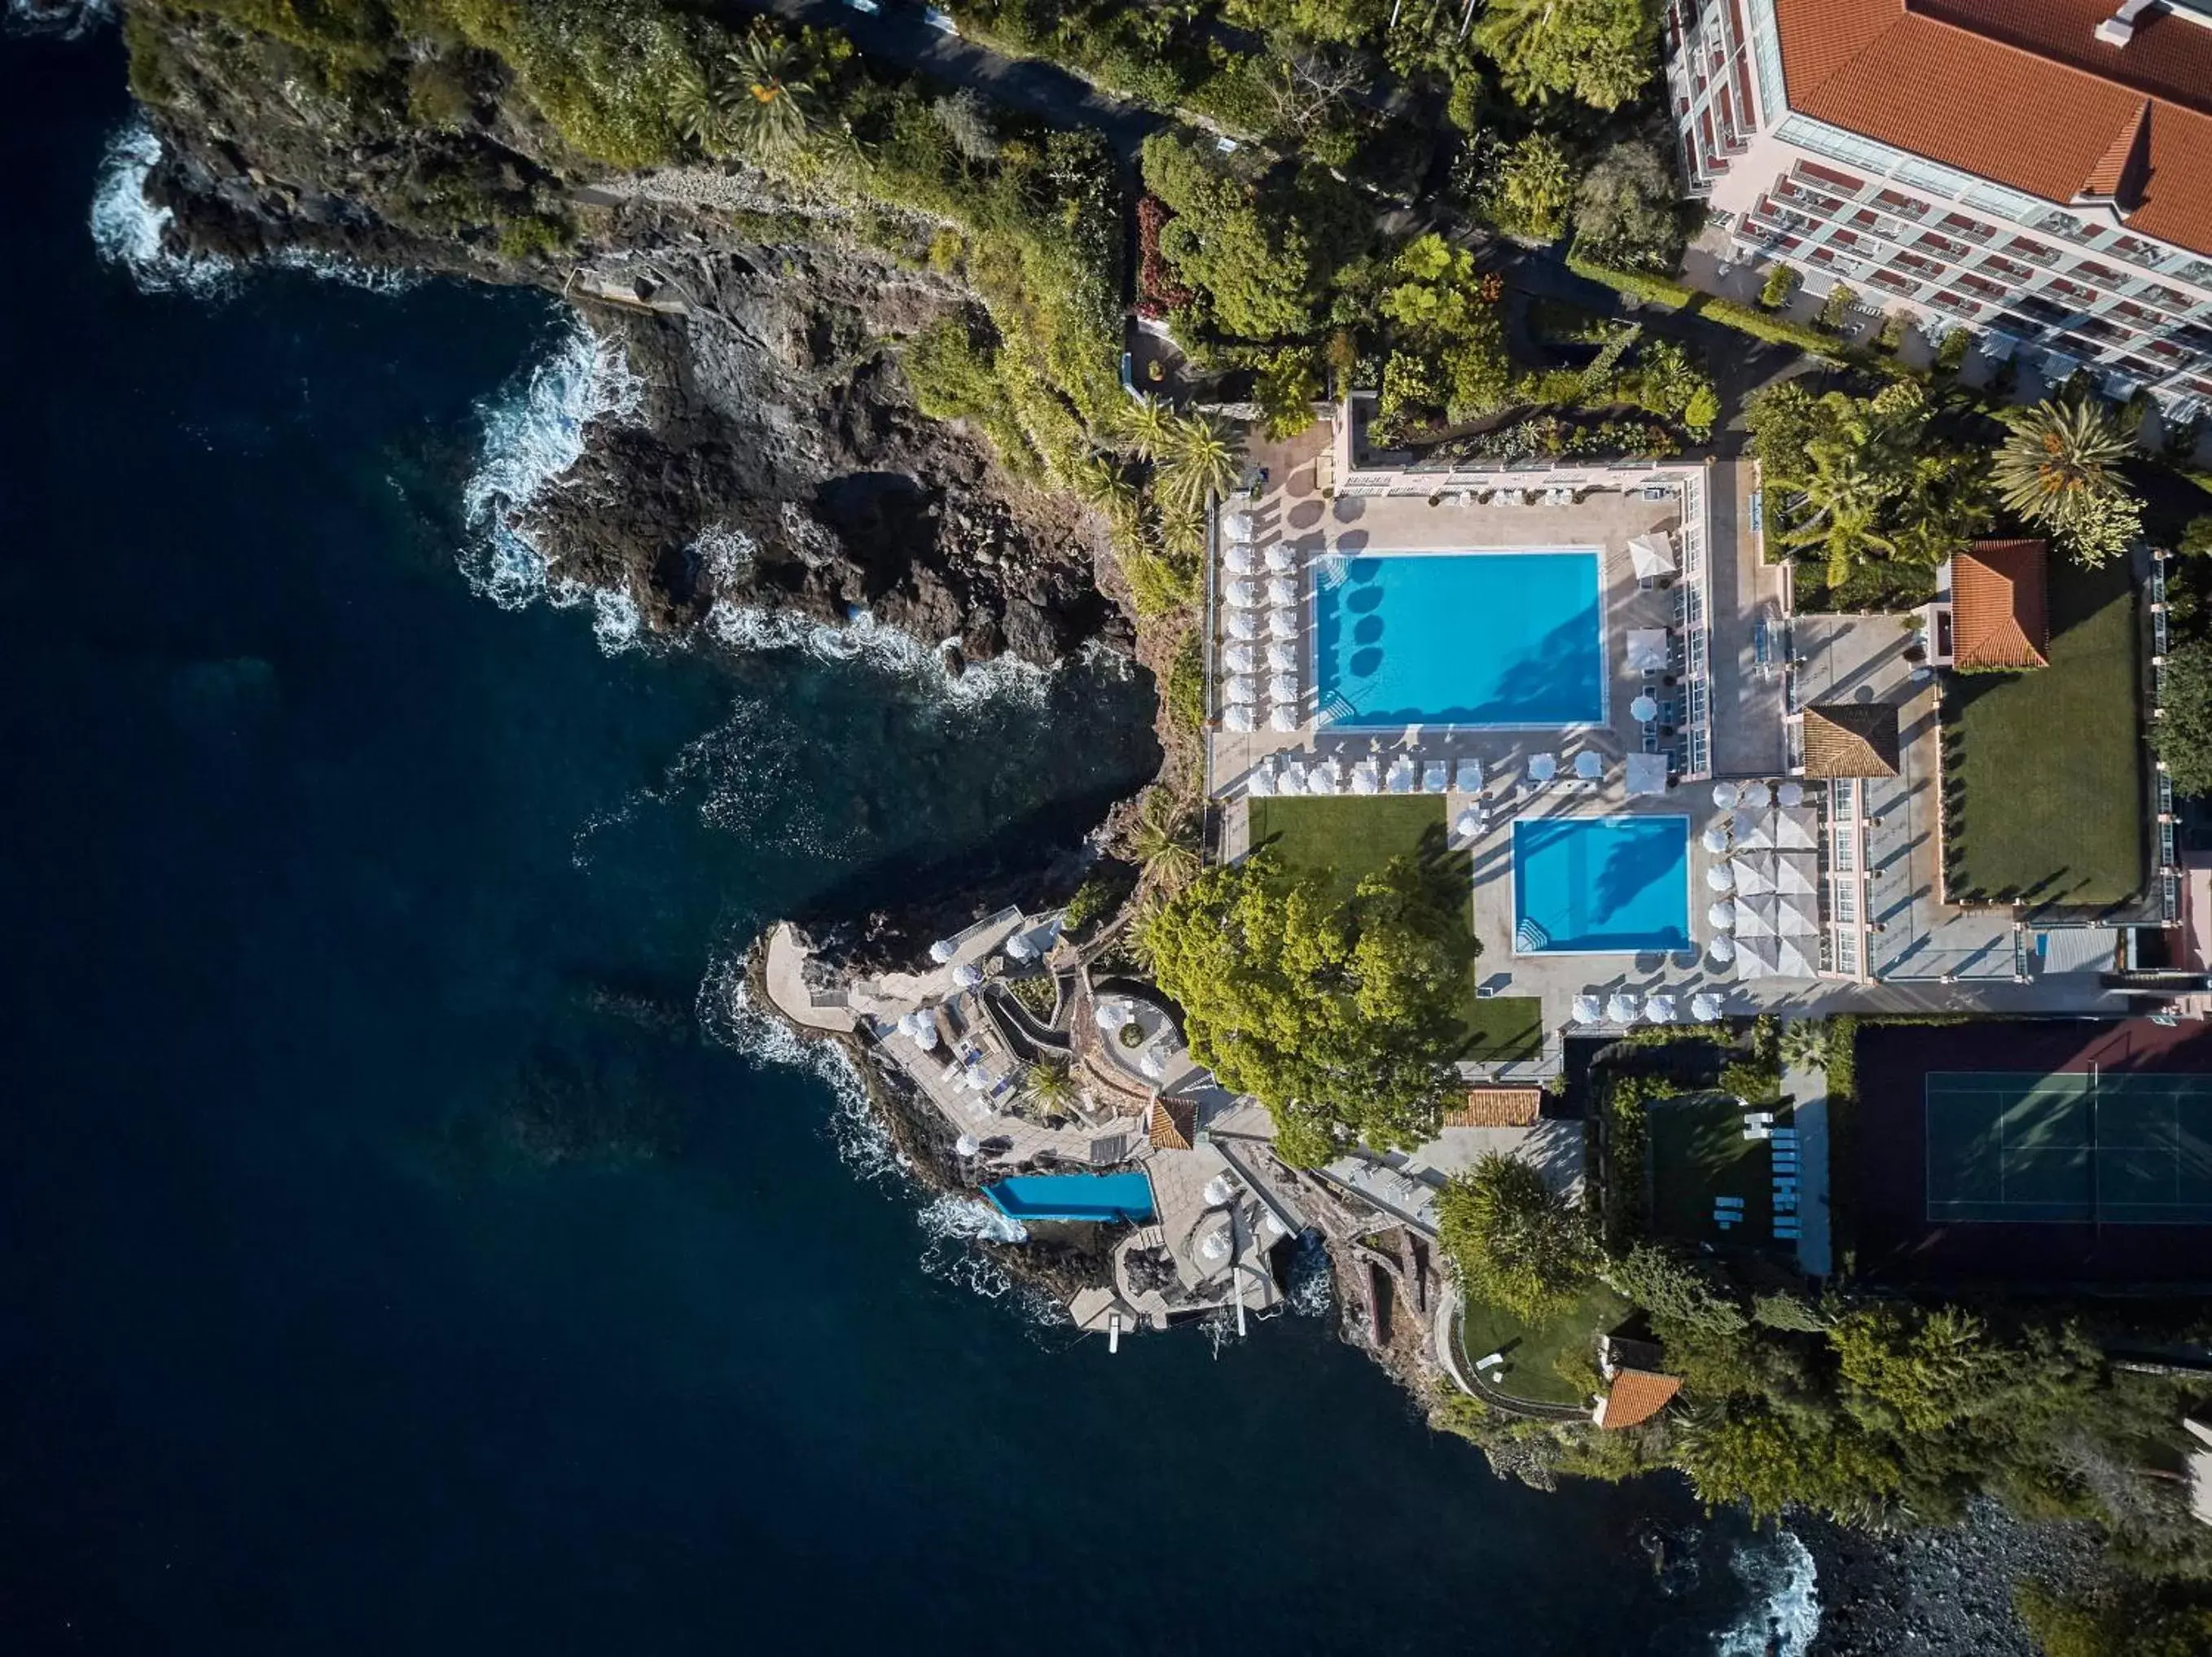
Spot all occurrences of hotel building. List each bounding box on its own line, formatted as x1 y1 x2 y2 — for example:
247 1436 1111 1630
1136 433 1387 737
1666 0 2212 418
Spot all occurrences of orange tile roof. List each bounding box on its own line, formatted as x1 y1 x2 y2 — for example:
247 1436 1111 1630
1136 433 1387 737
1952 538 2051 670
1772 0 2212 257
1443 1089 1543 1129
1802 703 1903 777
1148 1098 1196 1151
1596 1369 1683 1430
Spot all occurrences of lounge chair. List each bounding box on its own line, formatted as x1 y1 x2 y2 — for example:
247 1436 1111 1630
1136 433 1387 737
1422 761 1447 793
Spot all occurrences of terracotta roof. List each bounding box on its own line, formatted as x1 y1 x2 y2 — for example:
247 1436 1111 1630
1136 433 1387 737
1771 0 2212 257
1952 538 2051 670
1444 1089 1543 1128
1802 703 1903 778
1148 1097 1196 1151
1595 1369 1683 1430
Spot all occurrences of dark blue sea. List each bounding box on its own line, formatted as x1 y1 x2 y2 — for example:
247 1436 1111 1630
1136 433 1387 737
1 23 1821 1655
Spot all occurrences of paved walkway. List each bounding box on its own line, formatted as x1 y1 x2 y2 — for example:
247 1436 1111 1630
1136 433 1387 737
1781 1055 1833 1277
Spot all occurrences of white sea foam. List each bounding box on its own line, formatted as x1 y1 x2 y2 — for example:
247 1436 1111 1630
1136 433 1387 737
90 122 233 296
7 0 112 37
702 598 1063 709
691 524 758 589
459 317 642 619
1716 1531 1820 1657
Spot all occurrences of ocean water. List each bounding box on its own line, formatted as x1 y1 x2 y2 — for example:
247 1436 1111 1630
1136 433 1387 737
1 27 1821 1657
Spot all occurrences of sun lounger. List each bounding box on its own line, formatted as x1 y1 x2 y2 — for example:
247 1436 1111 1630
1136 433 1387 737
1423 761 1447 793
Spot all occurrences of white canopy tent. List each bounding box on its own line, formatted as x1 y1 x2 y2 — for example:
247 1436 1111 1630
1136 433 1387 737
1626 531 1676 580
1776 892 1819 936
1626 752 1669 796
1774 853 1818 896
1732 896 1777 938
1776 807 1818 852
1626 629 1670 673
1731 853 1775 896
1733 809 1773 850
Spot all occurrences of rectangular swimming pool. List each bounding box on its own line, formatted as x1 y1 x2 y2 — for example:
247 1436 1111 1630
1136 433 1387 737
1512 816 1691 954
1312 550 1605 729
982 1173 1157 1223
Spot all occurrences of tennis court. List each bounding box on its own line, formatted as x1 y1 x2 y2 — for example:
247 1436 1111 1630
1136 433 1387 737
1925 1071 2212 1225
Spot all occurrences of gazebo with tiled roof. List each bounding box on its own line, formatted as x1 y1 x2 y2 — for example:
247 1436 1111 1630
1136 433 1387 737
1951 539 2050 673
1802 702 1902 779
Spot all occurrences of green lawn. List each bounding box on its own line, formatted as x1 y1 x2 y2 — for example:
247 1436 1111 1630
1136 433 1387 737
1943 557 2144 909
1646 1089 1788 1249
1457 1281 1631 1406
1244 795 1543 1062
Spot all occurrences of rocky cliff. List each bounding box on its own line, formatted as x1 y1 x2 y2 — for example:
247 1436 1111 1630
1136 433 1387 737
125 2 1128 665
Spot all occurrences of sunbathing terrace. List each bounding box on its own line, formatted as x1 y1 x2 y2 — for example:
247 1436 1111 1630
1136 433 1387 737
1200 415 2150 1054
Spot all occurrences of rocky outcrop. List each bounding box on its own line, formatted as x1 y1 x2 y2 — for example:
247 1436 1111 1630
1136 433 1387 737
129 8 1129 665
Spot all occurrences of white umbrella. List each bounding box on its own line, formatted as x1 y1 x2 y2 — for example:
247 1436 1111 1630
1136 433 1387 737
1572 993 1604 1024
1644 993 1677 1024
1712 781 1740 809
1733 897 1775 938
898 1010 925 1037
1005 932 1037 962
1456 759 1483 791
1625 753 1668 796
1575 750 1604 780
1777 893 1819 936
1690 990 1724 1022
1607 991 1640 1023
1228 611 1262 642
1278 758 1308 791
1731 854 1775 896
1630 694 1660 723
1224 544 1259 576
952 962 984 989
1706 934 1736 967
955 1133 980 1158
1268 607 1299 640
964 1059 992 1090
1267 673 1300 704
1387 756 1417 793
1222 704 1257 733
912 1020 938 1050
1529 752 1557 782
1265 542 1297 573
1245 764 1275 796
1307 760 1340 796
1226 675 1259 704
1223 641 1259 673
1269 704 1300 732
928 939 957 964
1705 863 1736 892
1708 901 1736 932
1740 780 1772 809
1627 531 1676 579
1776 781 1805 809
1734 809 1771 849
1454 808 1481 836
1094 1000 1132 1032
1227 579 1262 608
1266 576 1299 606
1351 765 1380 796
1222 511 1253 542
1626 629 1670 673
1701 823 1731 855
1138 1050 1166 1081
1266 639 1299 673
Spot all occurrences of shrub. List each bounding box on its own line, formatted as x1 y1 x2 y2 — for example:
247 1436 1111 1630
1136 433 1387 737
1815 283 1857 331
1933 327 1972 375
1758 261 1798 310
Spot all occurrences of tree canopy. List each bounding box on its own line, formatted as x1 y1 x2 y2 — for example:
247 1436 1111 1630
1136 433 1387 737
1437 1151 1595 1322
1372 234 1510 438
1994 399 2143 568
1474 0 1659 111
1569 139 1682 272
1139 848 1472 1164
2153 638 2212 796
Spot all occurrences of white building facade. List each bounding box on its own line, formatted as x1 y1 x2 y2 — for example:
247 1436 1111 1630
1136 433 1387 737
1666 0 2212 418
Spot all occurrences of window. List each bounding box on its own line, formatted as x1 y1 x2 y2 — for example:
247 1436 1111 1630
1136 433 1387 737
1835 930 1859 975
1832 880 1858 923
1832 778 1857 816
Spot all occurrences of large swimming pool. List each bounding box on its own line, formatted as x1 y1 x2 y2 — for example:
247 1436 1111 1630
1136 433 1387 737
1512 816 1691 954
982 1173 1157 1223
1312 550 1605 729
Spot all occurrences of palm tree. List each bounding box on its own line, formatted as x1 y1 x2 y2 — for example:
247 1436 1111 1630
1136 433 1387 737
726 34 814 158
1070 453 1138 519
1776 1018 1828 1073
1021 1058 1077 1119
1113 392 1177 461
1130 788 1200 895
1156 411 1244 515
1993 398 2133 532
668 58 733 152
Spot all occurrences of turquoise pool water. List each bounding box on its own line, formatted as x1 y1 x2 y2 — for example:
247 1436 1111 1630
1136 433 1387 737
1512 816 1691 954
1312 550 1604 728
983 1173 1157 1223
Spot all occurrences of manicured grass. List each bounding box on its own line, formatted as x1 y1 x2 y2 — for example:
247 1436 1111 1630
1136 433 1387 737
1457 1281 1632 1406
1646 1089 1788 1249
1244 796 1543 1061
1943 557 2144 909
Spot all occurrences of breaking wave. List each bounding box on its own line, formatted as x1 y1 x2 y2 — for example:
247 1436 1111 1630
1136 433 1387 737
90 121 422 298
459 315 643 628
7 0 112 37
1716 1531 1820 1657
